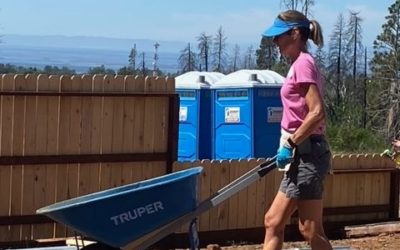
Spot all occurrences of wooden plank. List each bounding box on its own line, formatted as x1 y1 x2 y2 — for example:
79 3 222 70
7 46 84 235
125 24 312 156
21 74 38 240
0 74 14 241
110 76 124 187
64 75 82 237
9 74 25 241
120 76 135 185
44 75 61 238
151 77 168 177
344 221 400 237
227 159 240 230
198 159 211 232
32 74 52 239
78 75 96 196
209 160 221 231
217 160 230 230
55 75 72 237
90 75 103 192
165 76 175 92
246 159 258 228
143 77 158 180
237 159 249 229
143 77 156 154
129 76 146 182
99 75 114 190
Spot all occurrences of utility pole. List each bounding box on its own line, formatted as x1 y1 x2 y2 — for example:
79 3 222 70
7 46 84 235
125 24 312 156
152 42 160 77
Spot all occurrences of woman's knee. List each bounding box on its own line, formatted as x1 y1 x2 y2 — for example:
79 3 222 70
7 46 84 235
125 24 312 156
264 212 285 232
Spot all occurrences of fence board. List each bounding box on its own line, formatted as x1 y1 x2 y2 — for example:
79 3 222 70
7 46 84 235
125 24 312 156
0 74 13 240
89 75 103 191
209 160 221 230
237 159 250 229
218 160 230 230
109 76 124 188
227 159 240 230
10 74 25 240
125 76 144 183
100 75 114 190
20 74 38 239
43 75 60 238
198 159 211 232
246 159 258 228
32 75 52 239
55 75 72 237
78 75 96 196
121 76 135 185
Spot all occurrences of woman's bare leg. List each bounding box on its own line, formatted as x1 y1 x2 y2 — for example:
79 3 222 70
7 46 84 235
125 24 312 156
263 191 297 250
297 199 332 250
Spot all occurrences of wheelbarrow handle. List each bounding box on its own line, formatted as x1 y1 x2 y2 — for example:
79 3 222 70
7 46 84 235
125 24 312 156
257 155 277 177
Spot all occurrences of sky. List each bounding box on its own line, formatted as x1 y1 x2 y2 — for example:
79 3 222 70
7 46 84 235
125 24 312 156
0 0 395 49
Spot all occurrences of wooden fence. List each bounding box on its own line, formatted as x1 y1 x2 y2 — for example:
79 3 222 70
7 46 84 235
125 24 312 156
0 74 179 242
173 155 398 233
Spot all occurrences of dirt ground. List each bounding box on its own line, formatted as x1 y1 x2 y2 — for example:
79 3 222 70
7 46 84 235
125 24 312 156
201 233 400 250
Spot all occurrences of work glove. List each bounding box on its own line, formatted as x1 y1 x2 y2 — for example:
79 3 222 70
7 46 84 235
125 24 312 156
276 145 294 169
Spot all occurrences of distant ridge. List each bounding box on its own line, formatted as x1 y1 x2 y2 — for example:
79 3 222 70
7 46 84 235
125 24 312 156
1 34 188 53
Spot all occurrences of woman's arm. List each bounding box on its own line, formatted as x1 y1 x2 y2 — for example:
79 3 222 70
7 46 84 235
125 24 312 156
290 83 325 145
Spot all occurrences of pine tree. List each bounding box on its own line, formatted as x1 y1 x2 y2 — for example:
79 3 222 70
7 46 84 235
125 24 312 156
256 37 278 69
370 0 400 139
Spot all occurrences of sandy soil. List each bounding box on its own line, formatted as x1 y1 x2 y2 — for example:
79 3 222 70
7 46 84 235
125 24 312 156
204 233 400 250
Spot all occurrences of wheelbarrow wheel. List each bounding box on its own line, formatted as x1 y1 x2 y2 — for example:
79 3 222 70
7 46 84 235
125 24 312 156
81 242 120 250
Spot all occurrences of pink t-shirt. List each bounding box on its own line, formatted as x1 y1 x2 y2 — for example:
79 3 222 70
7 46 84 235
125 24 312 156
280 51 325 135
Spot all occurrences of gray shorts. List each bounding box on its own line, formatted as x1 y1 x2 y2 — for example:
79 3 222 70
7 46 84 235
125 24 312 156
279 135 331 200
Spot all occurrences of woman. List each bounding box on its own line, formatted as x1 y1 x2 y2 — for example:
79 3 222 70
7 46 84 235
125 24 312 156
261 10 332 250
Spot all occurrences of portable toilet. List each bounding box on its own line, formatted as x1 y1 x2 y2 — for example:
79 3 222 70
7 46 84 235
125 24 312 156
176 71 225 161
211 69 284 160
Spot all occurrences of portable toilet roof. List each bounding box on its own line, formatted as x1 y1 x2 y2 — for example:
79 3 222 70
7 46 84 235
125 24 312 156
212 69 284 88
175 71 225 89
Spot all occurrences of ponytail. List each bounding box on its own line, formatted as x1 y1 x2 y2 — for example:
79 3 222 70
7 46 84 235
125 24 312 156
309 20 324 47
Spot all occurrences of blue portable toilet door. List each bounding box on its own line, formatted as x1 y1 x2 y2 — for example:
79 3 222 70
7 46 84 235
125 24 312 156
253 87 283 158
178 90 198 161
214 89 252 159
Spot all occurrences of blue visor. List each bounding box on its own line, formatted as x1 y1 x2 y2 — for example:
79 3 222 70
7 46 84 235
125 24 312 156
262 18 310 37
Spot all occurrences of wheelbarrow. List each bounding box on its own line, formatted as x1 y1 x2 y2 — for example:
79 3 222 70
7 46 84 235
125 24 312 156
37 157 276 250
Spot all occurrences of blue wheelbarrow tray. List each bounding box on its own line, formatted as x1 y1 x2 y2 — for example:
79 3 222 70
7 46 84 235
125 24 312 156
37 167 203 248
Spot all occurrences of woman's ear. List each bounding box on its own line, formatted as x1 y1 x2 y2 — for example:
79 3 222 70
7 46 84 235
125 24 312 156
291 28 301 40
